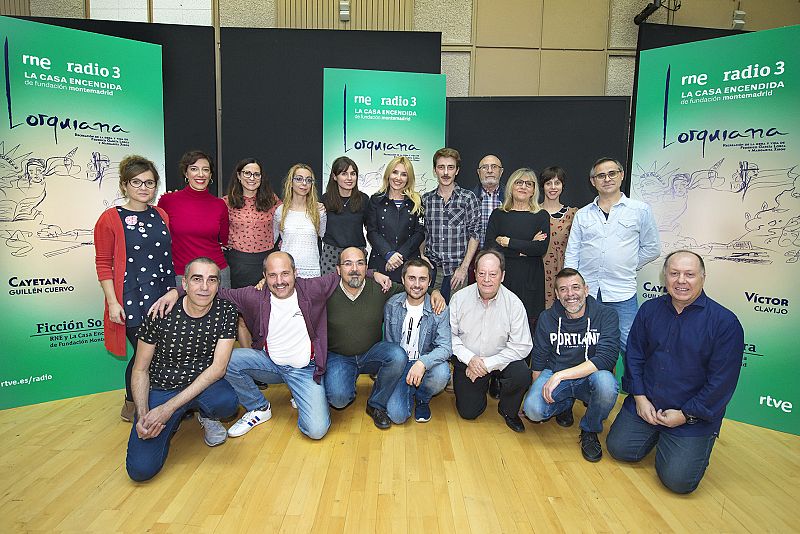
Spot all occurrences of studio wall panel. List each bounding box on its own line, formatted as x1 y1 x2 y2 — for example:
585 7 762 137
473 47 540 96
539 50 607 95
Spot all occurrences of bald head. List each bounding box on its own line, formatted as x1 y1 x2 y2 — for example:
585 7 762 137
264 251 296 299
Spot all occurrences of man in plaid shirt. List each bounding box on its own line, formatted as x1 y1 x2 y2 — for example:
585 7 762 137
421 147 480 303
471 154 505 248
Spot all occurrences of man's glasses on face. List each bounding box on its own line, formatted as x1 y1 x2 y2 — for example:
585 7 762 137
478 164 502 172
593 169 622 181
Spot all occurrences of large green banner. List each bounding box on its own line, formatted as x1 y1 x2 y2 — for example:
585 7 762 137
0 17 165 409
322 68 446 195
630 25 799 435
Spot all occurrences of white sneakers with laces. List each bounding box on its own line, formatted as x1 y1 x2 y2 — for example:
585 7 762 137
227 405 273 437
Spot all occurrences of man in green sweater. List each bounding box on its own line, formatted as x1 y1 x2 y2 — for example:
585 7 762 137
324 247 445 429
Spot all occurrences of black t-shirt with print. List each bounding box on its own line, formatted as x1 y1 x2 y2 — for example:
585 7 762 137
137 296 238 389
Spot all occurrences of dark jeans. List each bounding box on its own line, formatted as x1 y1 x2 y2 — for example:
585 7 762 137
124 327 140 401
606 406 717 494
453 359 531 420
324 341 407 411
126 379 238 482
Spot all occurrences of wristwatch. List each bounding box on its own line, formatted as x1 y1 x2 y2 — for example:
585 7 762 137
681 410 699 425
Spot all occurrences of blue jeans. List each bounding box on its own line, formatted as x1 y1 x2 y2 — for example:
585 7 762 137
225 348 330 440
324 341 407 411
126 378 238 482
522 369 618 433
606 406 717 494
386 361 451 424
596 290 638 349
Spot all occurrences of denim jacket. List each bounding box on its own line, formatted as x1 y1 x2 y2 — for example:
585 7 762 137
383 292 451 370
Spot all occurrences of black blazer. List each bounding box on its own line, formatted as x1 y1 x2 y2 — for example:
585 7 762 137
365 193 425 282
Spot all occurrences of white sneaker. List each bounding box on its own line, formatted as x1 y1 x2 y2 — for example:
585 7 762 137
227 406 272 437
290 398 298 409
197 414 228 447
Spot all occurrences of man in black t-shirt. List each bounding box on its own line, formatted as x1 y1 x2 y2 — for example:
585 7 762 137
126 257 238 482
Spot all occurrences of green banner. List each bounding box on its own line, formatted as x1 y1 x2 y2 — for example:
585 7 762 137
322 68 446 195
630 25 799 435
0 17 165 409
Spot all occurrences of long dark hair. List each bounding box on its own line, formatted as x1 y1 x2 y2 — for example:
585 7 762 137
226 157 277 211
324 156 363 214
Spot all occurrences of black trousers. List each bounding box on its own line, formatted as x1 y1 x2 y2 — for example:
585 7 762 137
453 359 531 420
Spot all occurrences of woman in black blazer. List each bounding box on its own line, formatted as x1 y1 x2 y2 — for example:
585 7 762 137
366 156 425 282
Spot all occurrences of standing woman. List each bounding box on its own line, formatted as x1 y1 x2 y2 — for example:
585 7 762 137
157 150 230 287
274 163 326 278
539 166 578 309
223 157 281 288
366 156 425 283
320 156 369 274
94 155 173 422
485 168 550 326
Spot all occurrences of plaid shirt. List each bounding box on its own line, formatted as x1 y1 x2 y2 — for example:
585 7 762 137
422 185 480 276
477 187 502 247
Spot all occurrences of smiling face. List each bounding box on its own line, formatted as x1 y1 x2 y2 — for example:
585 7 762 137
555 274 589 319
336 247 367 289
402 264 430 304
185 158 212 191
475 253 504 301
543 177 563 202
292 167 314 198
665 252 705 312
237 162 262 196
264 252 296 299
434 156 459 187
334 165 358 196
389 162 409 195
511 175 535 205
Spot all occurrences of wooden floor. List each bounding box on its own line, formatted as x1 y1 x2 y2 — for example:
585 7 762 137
1 379 798 533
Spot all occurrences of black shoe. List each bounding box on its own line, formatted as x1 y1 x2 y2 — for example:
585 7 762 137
488 376 501 399
366 405 392 430
580 430 602 462
555 409 574 427
499 408 525 433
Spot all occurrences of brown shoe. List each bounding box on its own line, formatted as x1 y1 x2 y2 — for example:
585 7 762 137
120 399 135 422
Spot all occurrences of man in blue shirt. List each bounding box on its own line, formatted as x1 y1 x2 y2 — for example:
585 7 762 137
564 157 660 349
384 258 452 424
607 250 745 494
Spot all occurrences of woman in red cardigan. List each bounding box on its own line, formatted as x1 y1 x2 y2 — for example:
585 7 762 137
94 156 173 422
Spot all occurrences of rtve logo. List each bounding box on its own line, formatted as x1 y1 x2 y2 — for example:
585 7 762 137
759 394 793 413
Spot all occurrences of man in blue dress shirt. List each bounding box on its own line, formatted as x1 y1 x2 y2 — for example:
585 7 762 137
606 250 745 494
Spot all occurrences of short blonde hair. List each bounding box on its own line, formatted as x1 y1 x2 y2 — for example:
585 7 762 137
501 168 541 213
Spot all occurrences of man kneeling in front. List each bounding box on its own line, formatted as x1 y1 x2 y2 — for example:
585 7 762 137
126 257 238 481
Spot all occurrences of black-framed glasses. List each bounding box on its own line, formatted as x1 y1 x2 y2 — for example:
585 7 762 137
240 170 262 179
129 178 157 189
478 164 502 172
293 176 314 185
515 180 535 188
594 169 622 181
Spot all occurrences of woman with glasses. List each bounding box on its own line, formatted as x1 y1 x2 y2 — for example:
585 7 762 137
319 156 370 274
485 167 550 329
223 158 281 288
94 155 173 422
539 166 578 309
273 163 326 278
157 150 230 287
366 156 425 283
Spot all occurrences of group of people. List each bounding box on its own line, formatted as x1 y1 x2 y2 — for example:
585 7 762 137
95 149 744 496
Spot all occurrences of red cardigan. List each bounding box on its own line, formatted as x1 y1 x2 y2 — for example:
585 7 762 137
94 206 170 356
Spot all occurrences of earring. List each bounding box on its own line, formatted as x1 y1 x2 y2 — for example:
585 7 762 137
184 176 189 183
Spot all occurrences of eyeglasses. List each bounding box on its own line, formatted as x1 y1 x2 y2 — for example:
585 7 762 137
515 180 535 188
240 170 262 179
593 169 622 181
129 179 157 189
293 176 314 185
340 260 366 268
478 164 502 172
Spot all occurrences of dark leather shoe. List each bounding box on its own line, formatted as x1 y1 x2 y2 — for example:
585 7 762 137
488 375 501 399
499 409 525 433
555 408 574 427
580 430 602 462
366 405 392 430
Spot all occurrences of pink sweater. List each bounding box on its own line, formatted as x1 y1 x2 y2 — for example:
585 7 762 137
158 186 229 274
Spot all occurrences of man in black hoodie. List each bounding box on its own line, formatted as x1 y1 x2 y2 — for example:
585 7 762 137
522 268 620 462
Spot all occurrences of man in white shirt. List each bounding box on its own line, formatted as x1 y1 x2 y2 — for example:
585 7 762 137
449 249 533 432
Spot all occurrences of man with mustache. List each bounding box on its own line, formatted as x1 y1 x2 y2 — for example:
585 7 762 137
522 268 620 462
420 147 481 303
324 248 446 429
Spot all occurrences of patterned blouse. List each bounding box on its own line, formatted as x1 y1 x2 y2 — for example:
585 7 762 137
543 206 578 309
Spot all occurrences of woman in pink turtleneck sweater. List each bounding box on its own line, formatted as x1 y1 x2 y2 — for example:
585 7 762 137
157 150 230 287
